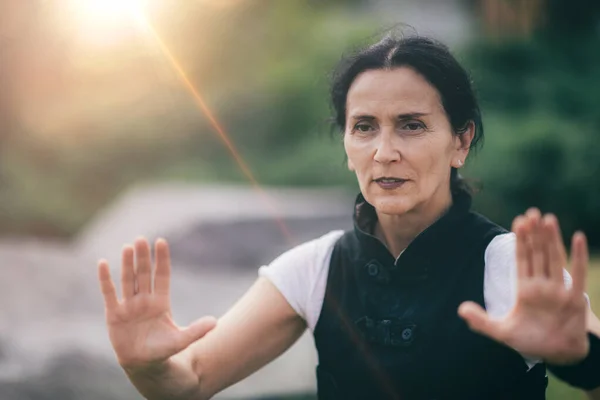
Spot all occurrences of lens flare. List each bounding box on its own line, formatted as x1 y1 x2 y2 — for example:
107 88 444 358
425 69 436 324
72 0 143 17
67 0 146 45
66 3 396 395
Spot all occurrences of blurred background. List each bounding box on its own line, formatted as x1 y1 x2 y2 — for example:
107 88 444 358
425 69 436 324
1 0 599 399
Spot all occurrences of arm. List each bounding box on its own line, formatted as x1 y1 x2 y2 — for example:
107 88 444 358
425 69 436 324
126 278 305 400
99 238 306 400
126 277 305 400
185 228 342 398
185 277 306 399
122 351 205 400
458 210 600 395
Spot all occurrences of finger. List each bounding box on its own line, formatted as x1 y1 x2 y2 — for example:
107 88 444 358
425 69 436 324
544 214 567 283
177 316 218 352
135 237 153 294
570 231 589 295
98 260 119 310
526 209 546 278
154 238 171 297
513 215 532 279
121 245 136 300
458 301 507 342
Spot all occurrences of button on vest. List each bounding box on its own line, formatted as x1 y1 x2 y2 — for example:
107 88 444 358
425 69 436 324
313 191 548 400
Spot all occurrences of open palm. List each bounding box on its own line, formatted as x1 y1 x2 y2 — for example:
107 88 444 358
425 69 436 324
98 238 216 370
459 209 590 365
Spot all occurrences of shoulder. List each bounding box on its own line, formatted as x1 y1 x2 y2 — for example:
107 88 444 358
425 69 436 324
258 230 345 328
464 211 508 236
457 212 509 257
485 231 516 267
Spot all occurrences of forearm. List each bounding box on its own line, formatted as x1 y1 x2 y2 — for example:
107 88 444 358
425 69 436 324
124 351 204 400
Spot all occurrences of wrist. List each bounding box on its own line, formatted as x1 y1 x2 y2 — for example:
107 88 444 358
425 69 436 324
123 356 202 400
547 332 600 390
544 335 590 366
123 358 172 379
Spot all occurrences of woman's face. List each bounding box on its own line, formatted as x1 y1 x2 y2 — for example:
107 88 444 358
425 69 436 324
344 67 472 216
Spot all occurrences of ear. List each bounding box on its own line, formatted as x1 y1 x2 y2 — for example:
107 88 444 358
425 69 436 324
452 121 475 168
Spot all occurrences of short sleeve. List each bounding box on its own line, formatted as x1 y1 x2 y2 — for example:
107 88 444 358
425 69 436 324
483 233 518 320
258 230 344 331
484 232 540 368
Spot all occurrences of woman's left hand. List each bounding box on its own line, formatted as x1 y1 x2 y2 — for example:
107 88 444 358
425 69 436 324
458 208 590 365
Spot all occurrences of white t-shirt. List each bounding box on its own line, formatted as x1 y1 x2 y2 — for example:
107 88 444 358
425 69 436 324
259 230 578 369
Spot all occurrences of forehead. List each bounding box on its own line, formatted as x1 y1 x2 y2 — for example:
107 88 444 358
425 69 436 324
346 67 443 116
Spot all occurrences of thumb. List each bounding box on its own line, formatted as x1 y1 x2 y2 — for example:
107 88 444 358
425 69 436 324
177 316 218 351
458 301 506 341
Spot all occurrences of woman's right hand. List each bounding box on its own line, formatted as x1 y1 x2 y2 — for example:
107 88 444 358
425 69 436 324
98 237 217 373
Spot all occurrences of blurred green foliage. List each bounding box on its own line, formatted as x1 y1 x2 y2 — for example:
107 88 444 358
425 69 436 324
1 0 600 255
464 15 600 247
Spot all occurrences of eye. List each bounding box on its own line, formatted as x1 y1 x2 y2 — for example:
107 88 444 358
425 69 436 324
403 122 425 131
398 120 427 134
353 122 375 133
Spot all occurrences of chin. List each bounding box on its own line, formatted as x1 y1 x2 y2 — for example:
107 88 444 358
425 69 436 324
365 191 416 216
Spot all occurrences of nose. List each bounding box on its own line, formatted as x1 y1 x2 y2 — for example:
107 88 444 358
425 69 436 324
373 130 400 164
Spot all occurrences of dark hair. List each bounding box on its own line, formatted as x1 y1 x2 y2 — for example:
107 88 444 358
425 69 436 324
330 33 483 196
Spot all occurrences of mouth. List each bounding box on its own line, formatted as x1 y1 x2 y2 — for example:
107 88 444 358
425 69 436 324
373 177 408 190
373 177 407 183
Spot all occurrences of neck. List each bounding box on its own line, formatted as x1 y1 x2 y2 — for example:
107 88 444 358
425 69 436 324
374 188 453 258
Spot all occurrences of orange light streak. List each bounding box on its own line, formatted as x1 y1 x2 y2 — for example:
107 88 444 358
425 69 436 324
132 10 399 399
133 11 294 245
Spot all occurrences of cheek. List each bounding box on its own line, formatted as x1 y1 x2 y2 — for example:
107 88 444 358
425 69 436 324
411 138 452 179
423 143 454 184
344 136 365 171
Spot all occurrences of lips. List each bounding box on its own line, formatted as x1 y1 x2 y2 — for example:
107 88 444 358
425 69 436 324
374 177 408 190
374 177 406 183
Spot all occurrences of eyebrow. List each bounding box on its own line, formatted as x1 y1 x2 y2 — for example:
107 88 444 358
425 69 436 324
350 112 430 120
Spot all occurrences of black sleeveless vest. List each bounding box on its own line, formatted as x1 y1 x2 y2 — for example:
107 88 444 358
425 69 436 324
313 191 548 400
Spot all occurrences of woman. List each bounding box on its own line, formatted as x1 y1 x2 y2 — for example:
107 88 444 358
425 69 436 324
98 35 600 399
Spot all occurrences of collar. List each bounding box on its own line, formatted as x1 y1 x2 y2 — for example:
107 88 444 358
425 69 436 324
352 190 472 283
